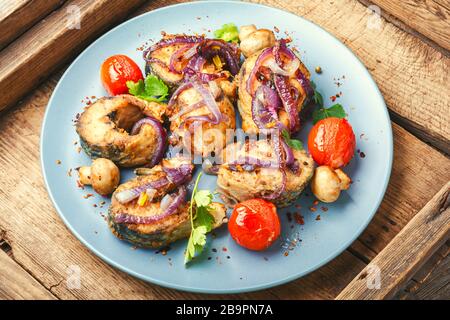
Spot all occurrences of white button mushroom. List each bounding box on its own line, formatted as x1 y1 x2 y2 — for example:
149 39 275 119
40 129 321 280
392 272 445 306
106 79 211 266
239 24 276 58
311 166 351 203
78 158 120 196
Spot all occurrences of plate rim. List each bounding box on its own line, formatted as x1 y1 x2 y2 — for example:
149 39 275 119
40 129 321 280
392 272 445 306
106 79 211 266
40 0 393 294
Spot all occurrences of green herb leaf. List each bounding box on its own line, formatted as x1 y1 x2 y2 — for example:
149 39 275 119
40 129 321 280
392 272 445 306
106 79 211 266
312 104 347 124
282 129 304 151
214 23 239 43
194 190 213 207
310 80 324 108
126 79 145 96
127 75 169 102
195 206 215 232
184 173 216 265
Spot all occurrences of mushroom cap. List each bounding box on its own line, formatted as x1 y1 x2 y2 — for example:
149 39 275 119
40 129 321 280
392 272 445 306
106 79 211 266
311 166 342 203
90 158 120 196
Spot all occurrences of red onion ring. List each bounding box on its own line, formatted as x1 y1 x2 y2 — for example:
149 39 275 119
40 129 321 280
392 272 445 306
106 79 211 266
169 44 196 74
114 186 187 224
274 75 299 132
163 164 192 185
143 35 204 61
131 117 167 168
251 85 280 129
246 47 273 96
198 39 240 75
191 79 222 124
168 82 193 109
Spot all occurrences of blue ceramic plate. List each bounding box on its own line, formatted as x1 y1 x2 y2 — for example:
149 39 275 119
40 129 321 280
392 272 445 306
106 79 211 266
41 1 392 293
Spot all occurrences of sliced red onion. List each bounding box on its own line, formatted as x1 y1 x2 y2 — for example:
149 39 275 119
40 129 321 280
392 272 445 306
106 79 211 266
192 79 222 124
266 58 300 77
169 100 204 121
169 45 194 73
228 156 279 171
131 117 167 168
168 82 193 109
163 164 193 185
251 85 279 129
143 35 204 61
198 39 240 75
273 39 296 67
114 178 169 204
274 75 299 132
114 186 187 224
296 69 314 100
246 47 273 96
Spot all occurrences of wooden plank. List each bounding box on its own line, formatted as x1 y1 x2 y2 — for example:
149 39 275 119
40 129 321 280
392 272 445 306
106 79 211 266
367 0 450 52
249 0 449 152
0 0 66 50
0 250 56 300
336 182 450 300
0 0 147 112
395 242 449 299
350 123 450 261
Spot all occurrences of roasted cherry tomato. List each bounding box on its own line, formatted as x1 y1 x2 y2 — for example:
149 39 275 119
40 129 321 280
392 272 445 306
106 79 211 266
307 117 356 169
100 55 143 96
228 199 280 251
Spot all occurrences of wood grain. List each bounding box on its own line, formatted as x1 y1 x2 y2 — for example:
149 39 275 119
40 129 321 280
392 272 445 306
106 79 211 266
395 242 449 299
336 182 450 300
0 0 147 112
368 0 450 52
0 250 56 300
0 0 66 50
249 0 449 153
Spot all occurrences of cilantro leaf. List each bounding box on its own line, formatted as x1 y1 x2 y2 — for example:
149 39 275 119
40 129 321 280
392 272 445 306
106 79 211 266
194 190 213 207
195 206 215 232
184 173 216 265
282 129 304 151
312 104 347 124
214 23 239 43
126 75 169 102
126 79 145 96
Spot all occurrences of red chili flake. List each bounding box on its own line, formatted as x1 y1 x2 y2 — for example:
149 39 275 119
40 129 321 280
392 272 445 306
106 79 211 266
330 95 337 102
321 206 329 212
93 204 97 208
222 247 227 252
84 193 94 199
274 26 280 33
161 31 167 36
316 215 321 221
310 207 317 212
284 252 289 257
313 200 319 206
294 213 305 225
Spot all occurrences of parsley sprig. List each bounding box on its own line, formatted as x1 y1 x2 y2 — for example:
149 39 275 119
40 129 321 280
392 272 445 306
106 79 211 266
126 75 169 102
312 104 347 124
184 172 216 265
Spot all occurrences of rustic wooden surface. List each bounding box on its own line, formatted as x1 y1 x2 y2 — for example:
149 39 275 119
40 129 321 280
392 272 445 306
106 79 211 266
0 0 147 112
337 182 450 299
0 0 449 300
0 0 66 50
